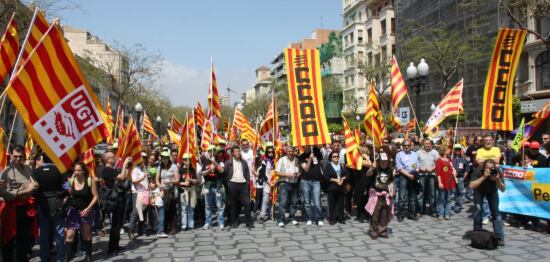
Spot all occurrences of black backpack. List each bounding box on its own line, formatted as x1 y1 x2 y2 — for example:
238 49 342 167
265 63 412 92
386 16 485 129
470 229 499 250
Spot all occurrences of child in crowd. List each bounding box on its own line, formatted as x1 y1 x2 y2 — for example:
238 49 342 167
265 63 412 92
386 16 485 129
149 180 167 238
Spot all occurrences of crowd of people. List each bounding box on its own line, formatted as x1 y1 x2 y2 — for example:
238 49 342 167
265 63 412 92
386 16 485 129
0 132 549 261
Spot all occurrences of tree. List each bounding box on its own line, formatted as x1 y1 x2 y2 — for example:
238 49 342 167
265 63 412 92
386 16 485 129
343 93 363 117
356 48 391 114
500 0 550 51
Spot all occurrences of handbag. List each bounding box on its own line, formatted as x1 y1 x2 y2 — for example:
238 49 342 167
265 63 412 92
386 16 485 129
139 191 150 206
470 229 499 250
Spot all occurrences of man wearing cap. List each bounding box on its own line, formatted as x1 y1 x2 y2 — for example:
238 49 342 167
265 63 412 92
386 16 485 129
452 144 469 213
527 141 548 167
221 146 254 229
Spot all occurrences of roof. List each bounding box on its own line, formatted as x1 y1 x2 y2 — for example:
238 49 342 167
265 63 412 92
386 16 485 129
255 66 270 72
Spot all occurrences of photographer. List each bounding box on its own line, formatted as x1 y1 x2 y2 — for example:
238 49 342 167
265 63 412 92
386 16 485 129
469 159 505 246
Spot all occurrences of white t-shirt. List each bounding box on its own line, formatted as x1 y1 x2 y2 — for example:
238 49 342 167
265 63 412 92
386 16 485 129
151 187 163 207
276 156 299 183
241 149 255 171
131 167 148 193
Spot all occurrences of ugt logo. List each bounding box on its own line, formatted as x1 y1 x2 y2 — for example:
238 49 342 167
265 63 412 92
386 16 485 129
34 86 103 156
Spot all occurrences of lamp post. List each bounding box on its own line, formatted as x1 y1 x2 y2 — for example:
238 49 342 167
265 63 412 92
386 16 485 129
356 114 361 130
135 102 143 136
406 58 429 136
156 116 162 136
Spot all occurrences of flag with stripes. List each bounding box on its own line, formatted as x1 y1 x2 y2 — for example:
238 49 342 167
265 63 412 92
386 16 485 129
423 79 464 134
343 115 363 170
390 56 407 111
116 108 126 142
201 120 213 151
520 99 550 139
115 117 143 168
83 148 96 177
364 82 382 147
0 128 7 170
167 129 181 145
208 60 221 129
142 111 158 139
178 113 198 168
105 96 114 143
0 13 19 82
195 102 205 128
6 24 109 173
24 134 34 157
260 96 278 144
284 48 331 146
20 9 49 65
406 119 417 132
171 115 182 134
234 108 257 143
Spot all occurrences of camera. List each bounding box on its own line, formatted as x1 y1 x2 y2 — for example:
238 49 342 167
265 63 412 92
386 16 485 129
490 168 498 176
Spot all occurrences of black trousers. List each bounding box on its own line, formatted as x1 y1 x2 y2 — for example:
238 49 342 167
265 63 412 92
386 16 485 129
108 194 127 252
254 187 263 212
1 205 33 262
228 182 252 225
328 190 345 222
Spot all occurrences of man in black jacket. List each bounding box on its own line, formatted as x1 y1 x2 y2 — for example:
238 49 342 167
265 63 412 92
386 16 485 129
222 146 254 229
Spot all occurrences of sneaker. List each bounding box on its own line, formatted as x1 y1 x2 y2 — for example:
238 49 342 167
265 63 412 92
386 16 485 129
202 224 210 230
318 221 324 227
306 220 312 226
157 232 168 238
278 222 284 227
219 225 224 231
291 220 298 225
444 216 450 220
482 218 489 225
120 228 125 235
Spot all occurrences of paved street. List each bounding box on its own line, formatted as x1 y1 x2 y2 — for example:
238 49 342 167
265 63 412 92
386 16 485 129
33 204 550 262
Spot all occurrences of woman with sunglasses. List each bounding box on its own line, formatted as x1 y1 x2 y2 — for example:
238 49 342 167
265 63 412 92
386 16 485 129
323 151 349 225
155 151 180 235
65 162 98 261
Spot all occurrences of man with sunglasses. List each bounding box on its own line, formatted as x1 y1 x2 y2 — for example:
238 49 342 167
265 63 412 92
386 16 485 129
258 145 276 223
395 140 420 222
1 145 38 261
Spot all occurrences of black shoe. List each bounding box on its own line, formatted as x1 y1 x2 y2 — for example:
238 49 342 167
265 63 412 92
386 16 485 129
497 239 505 246
231 223 239 229
397 216 404 222
246 223 255 229
407 215 418 221
338 220 346 224
329 220 337 225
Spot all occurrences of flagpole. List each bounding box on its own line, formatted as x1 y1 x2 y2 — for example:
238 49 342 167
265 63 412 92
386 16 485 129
371 115 376 161
405 92 423 139
7 113 18 152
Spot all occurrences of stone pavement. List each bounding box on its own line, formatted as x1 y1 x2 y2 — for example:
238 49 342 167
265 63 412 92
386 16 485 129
31 206 550 262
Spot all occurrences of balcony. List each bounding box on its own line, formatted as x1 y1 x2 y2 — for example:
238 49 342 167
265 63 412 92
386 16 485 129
380 33 395 46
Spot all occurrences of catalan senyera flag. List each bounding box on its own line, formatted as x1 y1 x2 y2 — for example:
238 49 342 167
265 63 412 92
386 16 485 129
284 48 331 147
116 107 126 140
195 102 205 128
0 13 19 82
105 96 114 143
390 55 407 130
260 95 278 144
83 148 96 177
6 24 109 173
178 117 189 164
24 134 34 157
115 117 143 168
188 110 198 167
364 83 382 147
0 128 8 170
522 99 550 140
234 108 257 143
171 115 182 134
482 28 527 131
20 9 49 66
354 128 361 145
167 129 181 145
423 79 464 134
201 120 213 151
208 60 221 129
343 115 363 170
406 118 417 132
142 111 158 139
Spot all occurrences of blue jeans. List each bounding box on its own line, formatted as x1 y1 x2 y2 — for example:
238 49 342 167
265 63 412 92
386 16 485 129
417 175 436 215
205 186 225 226
277 182 299 223
473 190 504 240
38 209 65 262
482 199 490 219
300 180 323 222
154 206 165 234
454 177 464 211
180 203 194 229
397 175 416 217
437 189 452 217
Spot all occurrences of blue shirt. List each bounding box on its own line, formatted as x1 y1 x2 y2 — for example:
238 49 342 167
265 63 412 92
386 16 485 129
452 156 469 178
396 150 419 172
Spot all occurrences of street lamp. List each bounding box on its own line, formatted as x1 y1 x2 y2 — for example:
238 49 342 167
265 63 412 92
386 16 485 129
135 102 143 135
156 116 162 136
430 103 436 111
356 115 361 130
406 58 429 136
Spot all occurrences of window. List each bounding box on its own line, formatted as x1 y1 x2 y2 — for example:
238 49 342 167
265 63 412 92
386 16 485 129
392 44 396 56
391 18 395 34
350 32 354 44
381 46 387 62
381 20 387 35
536 17 550 36
358 51 364 61
358 30 363 44
367 29 372 43
535 51 550 90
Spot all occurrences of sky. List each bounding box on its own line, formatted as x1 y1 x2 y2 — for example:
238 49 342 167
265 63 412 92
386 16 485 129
58 0 342 107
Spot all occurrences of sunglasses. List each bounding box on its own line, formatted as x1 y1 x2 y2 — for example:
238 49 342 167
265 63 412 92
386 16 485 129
267 151 274 153
331 155 339 158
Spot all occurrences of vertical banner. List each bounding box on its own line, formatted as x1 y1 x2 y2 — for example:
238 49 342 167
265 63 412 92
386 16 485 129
482 28 527 131
284 48 331 147
499 166 550 219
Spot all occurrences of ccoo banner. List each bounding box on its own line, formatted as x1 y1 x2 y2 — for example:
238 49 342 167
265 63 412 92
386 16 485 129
284 48 331 147
499 166 550 219
482 28 526 131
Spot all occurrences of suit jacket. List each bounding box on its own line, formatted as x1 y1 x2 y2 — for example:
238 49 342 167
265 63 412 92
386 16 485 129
223 158 251 183
322 162 349 192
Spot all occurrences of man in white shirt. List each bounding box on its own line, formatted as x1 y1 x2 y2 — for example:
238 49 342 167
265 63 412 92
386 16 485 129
221 146 254 229
275 146 301 227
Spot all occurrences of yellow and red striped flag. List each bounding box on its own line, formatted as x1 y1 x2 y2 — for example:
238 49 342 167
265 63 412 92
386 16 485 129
116 107 126 140
115 117 143 168
167 129 181 145
24 134 34 157
284 48 331 147
0 128 8 170
522 99 550 139
201 120 213 151
343 115 363 170
83 148 96 177
364 83 382 147
390 55 407 111
234 108 257 143
195 102 205 128
406 118 417 132
20 9 49 65
171 115 182 134
354 128 361 145
260 95 278 144
6 24 109 173
423 79 464 134
208 60 221 128
178 112 198 168
142 111 158 139
105 96 114 143
0 13 19 82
